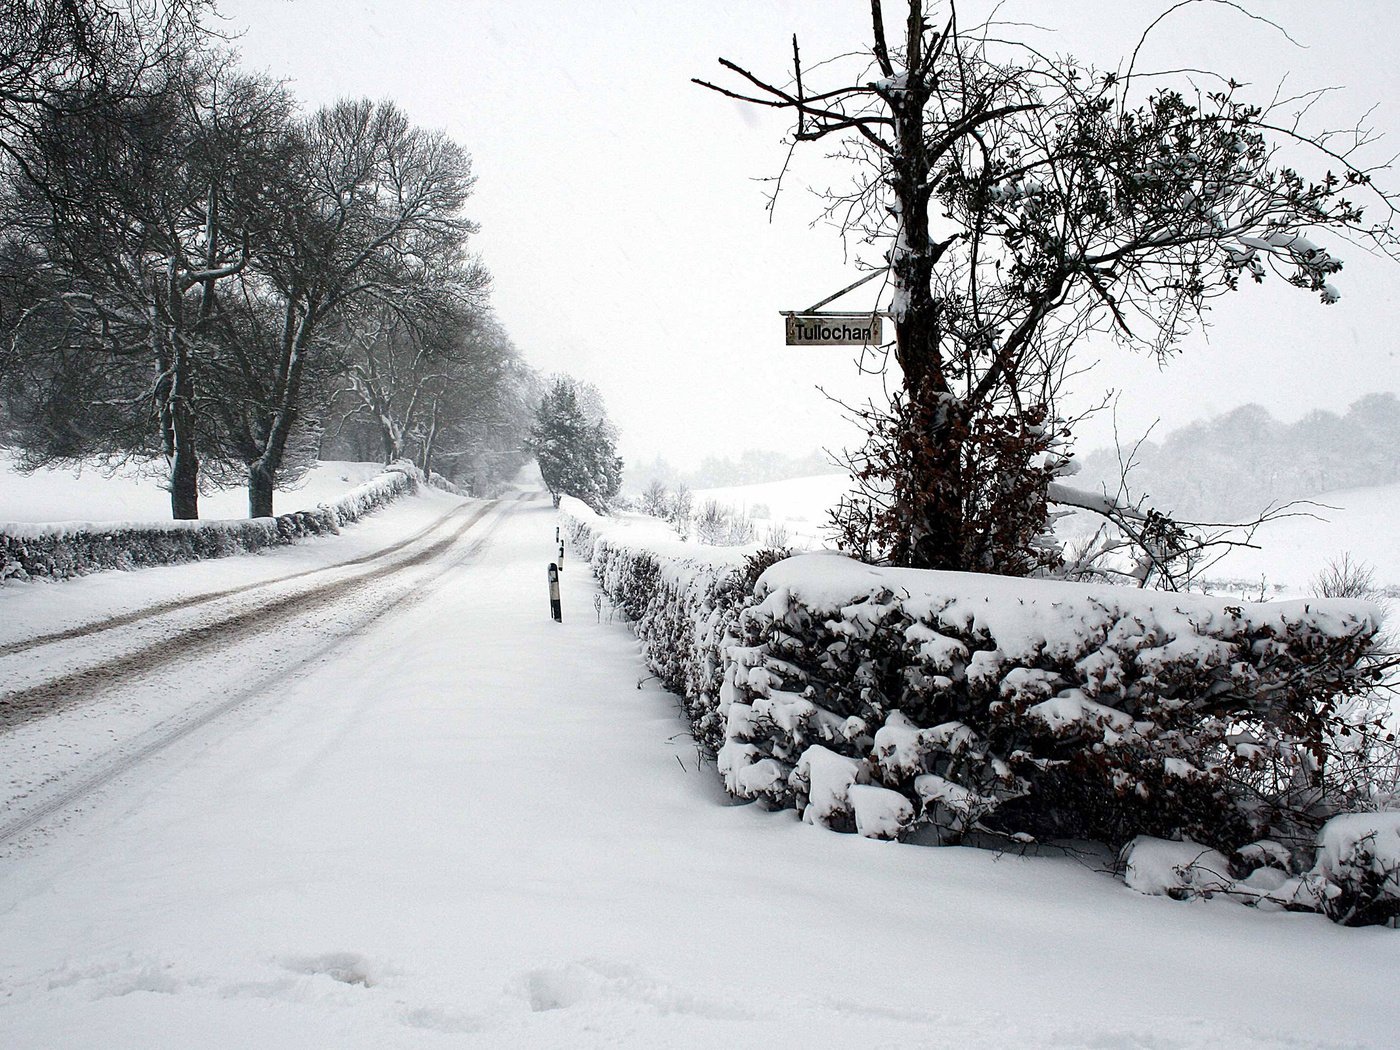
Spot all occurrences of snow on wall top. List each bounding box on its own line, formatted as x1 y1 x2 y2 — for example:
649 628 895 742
0 465 415 539
0 456 389 524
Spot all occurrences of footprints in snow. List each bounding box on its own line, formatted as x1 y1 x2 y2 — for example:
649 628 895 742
32 952 748 1035
281 950 380 987
520 960 752 1020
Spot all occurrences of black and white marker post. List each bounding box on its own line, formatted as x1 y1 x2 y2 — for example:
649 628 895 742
547 562 562 622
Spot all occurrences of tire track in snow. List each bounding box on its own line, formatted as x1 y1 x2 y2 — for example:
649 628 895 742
0 497 520 847
0 498 481 659
0 499 500 730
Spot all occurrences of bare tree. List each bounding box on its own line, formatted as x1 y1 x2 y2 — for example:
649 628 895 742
2 60 293 517
698 1 1399 574
1313 553 1379 601
640 478 669 517
0 0 209 165
334 300 454 465
207 98 482 516
329 296 504 471
409 318 537 489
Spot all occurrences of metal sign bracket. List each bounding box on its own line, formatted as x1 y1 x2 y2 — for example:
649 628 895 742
790 268 886 315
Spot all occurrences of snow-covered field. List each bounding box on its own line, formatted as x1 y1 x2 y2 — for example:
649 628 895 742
0 452 387 523
0 478 1397 1047
1205 481 1400 596
697 473 1400 599
693 472 850 549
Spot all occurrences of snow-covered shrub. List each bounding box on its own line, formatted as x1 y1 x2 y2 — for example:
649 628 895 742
1121 814 1400 927
324 462 420 525
0 464 417 584
1303 812 1400 926
692 499 757 546
563 504 1389 925
1312 553 1379 601
639 479 670 518
1120 836 1233 899
560 496 784 752
667 485 694 537
719 553 1381 856
426 470 467 497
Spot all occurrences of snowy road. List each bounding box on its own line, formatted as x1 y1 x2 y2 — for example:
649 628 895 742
0 493 513 843
1 487 1398 1048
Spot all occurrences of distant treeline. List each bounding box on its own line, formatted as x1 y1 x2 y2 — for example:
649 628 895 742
628 449 835 492
1076 394 1400 520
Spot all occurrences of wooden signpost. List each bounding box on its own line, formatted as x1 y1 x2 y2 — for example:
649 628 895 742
783 312 882 346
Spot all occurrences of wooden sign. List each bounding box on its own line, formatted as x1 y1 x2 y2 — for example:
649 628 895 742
783 312 883 346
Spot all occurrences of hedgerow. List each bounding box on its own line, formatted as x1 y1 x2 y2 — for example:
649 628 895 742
1 463 419 584
561 496 1396 926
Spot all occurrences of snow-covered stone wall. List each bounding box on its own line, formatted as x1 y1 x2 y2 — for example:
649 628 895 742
0 464 419 584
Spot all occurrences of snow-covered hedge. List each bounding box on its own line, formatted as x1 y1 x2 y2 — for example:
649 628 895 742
561 496 774 751
0 464 419 584
426 470 467 497
565 498 1392 923
722 554 1381 855
1122 811 1400 926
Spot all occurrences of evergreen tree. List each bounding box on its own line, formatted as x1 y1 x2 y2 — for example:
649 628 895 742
592 418 623 508
530 377 622 512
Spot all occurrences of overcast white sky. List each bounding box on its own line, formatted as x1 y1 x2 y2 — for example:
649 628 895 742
221 0 1400 469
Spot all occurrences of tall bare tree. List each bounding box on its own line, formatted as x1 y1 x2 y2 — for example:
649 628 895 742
2 60 294 517
206 98 482 516
698 1 1399 574
408 317 537 489
330 293 497 467
0 0 209 166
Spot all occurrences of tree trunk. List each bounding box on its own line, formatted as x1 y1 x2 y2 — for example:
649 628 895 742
247 308 313 518
163 269 200 520
152 313 181 514
418 396 440 478
168 360 200 521
885 0 965 570
248 460 275 518
170 448 199 519
905 396 967 570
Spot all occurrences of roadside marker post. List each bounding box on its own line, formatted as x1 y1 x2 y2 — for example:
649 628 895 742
548 563 562 622
558 542 565 569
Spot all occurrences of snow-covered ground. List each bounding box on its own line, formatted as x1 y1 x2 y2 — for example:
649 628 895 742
1205 481 1400 596
1 481 1398 1047
0 452 387 523
693 472 850 549
697 473 1400 599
